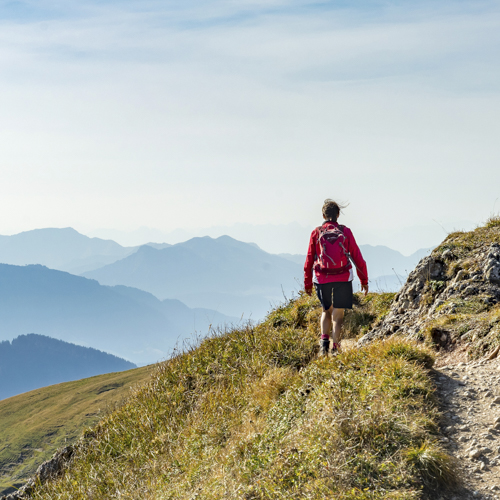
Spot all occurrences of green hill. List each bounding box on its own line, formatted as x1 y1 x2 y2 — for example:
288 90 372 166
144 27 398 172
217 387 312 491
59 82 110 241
0 365 154 496
24 290 456 499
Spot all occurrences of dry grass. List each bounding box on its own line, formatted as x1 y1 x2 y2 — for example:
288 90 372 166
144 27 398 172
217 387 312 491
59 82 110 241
29 294 456 500
485 215 500 229
434 221 500 261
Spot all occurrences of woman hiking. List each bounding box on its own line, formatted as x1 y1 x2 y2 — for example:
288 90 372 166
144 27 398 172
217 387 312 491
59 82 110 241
304 199 369 356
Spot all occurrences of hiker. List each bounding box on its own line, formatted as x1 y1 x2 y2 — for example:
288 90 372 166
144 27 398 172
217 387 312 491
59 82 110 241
304 199 369 356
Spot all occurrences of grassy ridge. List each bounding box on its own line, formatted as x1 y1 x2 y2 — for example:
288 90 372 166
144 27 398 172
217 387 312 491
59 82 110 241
0 366 153 495
31 293 455 499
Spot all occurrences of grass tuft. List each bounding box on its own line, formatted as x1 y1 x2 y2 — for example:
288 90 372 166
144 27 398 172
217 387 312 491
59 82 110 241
405 442 457 487
486 215 500 228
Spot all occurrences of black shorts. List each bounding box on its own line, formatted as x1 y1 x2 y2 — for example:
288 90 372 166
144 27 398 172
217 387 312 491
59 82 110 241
314 281 353 310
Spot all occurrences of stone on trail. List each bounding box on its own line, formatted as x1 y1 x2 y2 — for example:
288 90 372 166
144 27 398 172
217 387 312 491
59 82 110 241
470 448 483 459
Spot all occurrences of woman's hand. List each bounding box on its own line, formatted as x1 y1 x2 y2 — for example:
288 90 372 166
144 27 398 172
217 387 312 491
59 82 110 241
361 284 369 296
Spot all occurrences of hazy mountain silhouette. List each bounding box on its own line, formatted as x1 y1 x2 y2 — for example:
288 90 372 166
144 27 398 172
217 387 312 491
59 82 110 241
0 264 235 365
83 236 302 318
0 228 140 274
0 334 136 400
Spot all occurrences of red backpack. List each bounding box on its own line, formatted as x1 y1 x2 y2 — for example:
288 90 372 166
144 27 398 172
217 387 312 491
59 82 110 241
313 224 351 275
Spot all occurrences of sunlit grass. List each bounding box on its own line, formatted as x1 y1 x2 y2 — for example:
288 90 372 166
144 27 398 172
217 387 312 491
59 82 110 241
30 293 456 499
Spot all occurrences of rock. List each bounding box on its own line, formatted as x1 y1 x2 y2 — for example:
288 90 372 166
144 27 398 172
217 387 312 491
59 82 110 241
489 346 500 360
0 445 74 500
469 448 483 459
442 249 453 259
485 246 500 284
493 396 500 404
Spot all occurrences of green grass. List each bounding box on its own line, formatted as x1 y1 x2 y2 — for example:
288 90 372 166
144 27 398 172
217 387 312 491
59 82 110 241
28 293 457 500
0 366 154 495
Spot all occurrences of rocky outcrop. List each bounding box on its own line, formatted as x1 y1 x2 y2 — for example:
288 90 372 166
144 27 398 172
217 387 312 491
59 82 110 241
1 446 74 500
359 242 500 347
485 244 500 285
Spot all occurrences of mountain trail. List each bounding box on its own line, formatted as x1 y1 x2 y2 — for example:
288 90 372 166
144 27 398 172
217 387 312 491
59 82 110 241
433 351 500 500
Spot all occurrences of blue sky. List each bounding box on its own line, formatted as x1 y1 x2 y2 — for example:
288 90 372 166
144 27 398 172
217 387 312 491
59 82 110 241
0 0 499 253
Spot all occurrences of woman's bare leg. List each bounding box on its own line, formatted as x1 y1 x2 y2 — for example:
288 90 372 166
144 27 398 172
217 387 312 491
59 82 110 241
331 308 345 344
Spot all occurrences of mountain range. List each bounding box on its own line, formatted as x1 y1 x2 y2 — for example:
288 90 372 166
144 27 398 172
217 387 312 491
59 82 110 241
82 235 302 318
0 334 136 401
0 228 432 363
0 264 235 365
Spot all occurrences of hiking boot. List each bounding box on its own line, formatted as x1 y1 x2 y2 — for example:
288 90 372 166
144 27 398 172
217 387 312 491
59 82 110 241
331 342 341 355
320 339 330 357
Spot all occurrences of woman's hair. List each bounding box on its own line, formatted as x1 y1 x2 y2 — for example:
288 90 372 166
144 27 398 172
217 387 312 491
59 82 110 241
322 199 346 221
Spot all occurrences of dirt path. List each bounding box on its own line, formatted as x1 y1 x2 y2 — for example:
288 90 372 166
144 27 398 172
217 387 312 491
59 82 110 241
433 356 500 499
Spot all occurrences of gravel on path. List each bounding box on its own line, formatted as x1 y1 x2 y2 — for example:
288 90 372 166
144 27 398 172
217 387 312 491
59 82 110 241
434 356 500 500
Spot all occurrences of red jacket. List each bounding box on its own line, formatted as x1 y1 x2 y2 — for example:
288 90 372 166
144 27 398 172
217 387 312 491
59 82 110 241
304 221 368 289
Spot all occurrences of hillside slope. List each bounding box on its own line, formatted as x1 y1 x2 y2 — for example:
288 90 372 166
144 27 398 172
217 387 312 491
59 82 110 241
0 365 153 497
0 334 135 400
19 291 455 500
